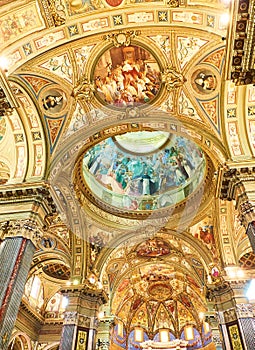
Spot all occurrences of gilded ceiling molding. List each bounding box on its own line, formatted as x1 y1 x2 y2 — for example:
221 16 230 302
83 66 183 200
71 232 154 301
161 66 186 91
72 76 95 102
216 164 255 254
0 184 57 240
103 30 141 47
0 219 43 245
225 0 255 85
40 0 66 27
0 69 19 117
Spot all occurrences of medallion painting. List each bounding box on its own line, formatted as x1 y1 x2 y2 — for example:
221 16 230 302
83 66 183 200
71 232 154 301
82 131 205 212
93 45 161 107
191 68 217 94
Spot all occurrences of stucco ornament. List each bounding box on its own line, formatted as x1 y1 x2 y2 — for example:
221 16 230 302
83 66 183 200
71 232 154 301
161 66 186 91
103 30 141 47
73 77 95 101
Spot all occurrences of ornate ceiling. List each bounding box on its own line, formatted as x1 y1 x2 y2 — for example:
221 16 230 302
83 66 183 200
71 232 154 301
1 0 255 348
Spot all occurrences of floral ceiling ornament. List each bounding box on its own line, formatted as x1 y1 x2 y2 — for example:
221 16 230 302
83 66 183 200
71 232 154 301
161 66 186 91
167 0 179 7
72 76 95 101
103 30 141 47
118 106 144 120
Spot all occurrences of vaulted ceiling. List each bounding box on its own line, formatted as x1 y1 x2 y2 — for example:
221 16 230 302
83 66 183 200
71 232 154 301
0 0 254 346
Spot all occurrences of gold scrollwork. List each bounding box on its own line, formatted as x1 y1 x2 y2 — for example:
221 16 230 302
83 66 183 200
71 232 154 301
167 0 179 7
103 30 141 47
48 0 66 26
161 66 186 91
72 77 95 102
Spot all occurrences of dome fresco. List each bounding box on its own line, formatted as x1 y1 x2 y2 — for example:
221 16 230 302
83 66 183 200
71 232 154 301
82 131 205 211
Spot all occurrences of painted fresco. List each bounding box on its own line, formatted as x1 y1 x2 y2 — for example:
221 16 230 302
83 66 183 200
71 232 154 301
190 218 216 257
136 238 170 257
94 45 161 107
192 69 217 94
0 161 10 184
0 4 42 44
41 89 66 113
82 131 205 211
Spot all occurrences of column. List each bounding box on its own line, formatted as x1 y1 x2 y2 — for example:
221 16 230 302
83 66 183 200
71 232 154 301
217 165 255 253
0 185 56 349
208 280 255 350
60 282 108 350
0 225 38 350
96 315 114 350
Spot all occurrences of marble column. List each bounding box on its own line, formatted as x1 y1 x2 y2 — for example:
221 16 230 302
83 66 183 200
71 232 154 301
0 225 39 349
59 283 108 350
0 185 56 349
208 280 255 350
96 315 114 350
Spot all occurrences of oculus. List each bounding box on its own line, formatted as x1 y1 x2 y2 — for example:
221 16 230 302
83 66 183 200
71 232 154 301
82 131 205 212
94 45 161 107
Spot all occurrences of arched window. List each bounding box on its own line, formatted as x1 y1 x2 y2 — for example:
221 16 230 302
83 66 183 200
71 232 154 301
24 275 44 310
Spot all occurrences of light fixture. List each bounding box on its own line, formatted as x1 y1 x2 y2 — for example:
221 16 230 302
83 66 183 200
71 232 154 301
199 312 204 321
134 326 144 342
237 269 244 278
219 13 230 27
184 325 194 341
89 274 96 284
159 328 170 343
98 311 105 319
0 56 9 71
246 279 255 301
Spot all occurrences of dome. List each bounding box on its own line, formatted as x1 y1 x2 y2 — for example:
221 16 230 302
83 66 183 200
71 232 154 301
82 131 205 213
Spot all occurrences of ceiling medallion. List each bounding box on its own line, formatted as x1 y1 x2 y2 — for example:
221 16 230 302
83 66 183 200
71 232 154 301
103 30 141 47
161 66 186 91
93 44 161 107
167 0 179 7
148 283 173 301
